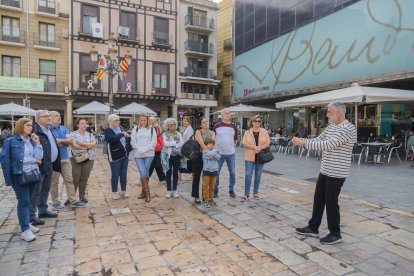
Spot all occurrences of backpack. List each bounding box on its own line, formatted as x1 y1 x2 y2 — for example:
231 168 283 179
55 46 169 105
181 134 201 161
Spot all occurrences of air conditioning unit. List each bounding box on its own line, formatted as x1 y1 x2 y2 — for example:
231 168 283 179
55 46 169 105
62 29 69 38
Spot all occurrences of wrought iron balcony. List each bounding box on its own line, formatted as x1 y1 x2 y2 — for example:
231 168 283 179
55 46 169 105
184 41 214 56
184 15 214 32
152 82 171 95
0 27 25 44
36 0 56 15
152 32 171 47
183 67 215 79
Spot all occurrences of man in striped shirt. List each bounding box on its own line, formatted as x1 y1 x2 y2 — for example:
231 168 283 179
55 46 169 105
292 102 356 244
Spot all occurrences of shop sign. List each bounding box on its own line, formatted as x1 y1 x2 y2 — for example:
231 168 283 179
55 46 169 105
178 108 185 117
0 76 44 92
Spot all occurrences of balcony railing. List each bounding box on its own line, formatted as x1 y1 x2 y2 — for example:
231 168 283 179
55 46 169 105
184 40 214 55
36 0 56 15
34 37 60 48
0 27 25 44
152 82 171 95
118 27 140 42
184 15 214 30
79 81 101 90
181 84 217 101
44 81 56 92
1 0 21 8
118 81 140 93
152 32 171 46
184 67 215 79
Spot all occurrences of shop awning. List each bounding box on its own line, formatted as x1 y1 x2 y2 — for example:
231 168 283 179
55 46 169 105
275 85 414 108
215 103 276 114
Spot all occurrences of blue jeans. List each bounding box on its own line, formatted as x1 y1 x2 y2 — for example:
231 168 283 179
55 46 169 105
30 170 52 219
244 161 264 195
215 153 236 193
166 155 180 191
12 175 36 231
109 157 128 192
134 157 154 178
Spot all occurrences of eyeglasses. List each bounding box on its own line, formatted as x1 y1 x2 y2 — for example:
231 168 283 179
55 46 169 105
254 120 261 123
40 115 51 118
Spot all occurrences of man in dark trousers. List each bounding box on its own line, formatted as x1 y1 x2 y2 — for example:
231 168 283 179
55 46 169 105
30 110 61 225
292 102 356 244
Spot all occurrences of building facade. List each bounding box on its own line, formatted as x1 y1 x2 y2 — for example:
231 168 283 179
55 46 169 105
70 0 177 129
216 0 232 108
0 0 70 126
233 0 414 138
176 0 219 128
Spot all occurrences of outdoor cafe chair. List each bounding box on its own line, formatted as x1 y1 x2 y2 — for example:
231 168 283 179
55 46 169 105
383 141 402 164
352 143 364 165
277 137 291 154
406 135 414 161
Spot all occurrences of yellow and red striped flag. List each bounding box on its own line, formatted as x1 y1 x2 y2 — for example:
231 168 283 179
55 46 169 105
96 56 107 80
96 69 104 80
119 58 128 76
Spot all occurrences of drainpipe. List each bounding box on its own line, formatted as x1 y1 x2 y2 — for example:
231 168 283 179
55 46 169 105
26 0 29 78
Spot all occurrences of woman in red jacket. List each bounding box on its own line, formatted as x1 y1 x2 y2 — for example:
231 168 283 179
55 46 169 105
148 117 166 184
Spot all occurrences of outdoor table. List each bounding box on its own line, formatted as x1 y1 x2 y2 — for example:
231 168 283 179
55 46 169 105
360 142 392 164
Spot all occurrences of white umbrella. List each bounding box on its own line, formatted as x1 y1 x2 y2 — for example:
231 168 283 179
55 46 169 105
215 103 276 114
73 101 116 114
0 102 36 131
117 102 157 116
275 85 414 108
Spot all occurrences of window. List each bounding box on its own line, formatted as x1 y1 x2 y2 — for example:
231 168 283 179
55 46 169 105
38 0 56 14
2 56 20 77
1 17 20 43
188 32 208 52
39 60 56 92
81 4 98 34
153 63 169 94
186 58 208 78
39 23 55 47
1 0 20 8
119 60 137 92
119 11 137 40
80 54 100 90
153 18 169 45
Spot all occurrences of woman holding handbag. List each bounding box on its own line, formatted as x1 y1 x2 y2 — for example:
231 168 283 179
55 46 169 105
179 116 194 179
148 117 165 184
0 118 43 242
71 117 96 203
131 114 157 202
242 115 270 200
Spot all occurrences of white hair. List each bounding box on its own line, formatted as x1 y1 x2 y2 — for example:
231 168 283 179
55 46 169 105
163 117 177 131
328 102 346 115
35 110 48 121
108 114 120 124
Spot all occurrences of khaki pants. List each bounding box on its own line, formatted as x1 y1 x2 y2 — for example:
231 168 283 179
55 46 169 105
202 175 216 201
71 159 94 198
51 159 77 204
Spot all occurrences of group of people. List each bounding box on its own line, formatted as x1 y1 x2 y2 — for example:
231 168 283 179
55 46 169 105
1 102 357 246
0 110 94 242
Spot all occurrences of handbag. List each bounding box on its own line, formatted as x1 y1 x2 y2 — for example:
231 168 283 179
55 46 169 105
257 148 274 164
181 134 200 161
21 169 40 185
72 151 89 163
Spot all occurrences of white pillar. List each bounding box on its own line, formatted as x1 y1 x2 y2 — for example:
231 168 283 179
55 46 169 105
204 106 210 119
172 104 178 119
65 100 73 130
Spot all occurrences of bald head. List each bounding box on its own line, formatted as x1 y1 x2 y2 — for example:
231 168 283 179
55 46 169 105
50 110 62 127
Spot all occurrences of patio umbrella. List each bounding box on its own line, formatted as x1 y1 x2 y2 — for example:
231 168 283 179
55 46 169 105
0 102 36 132
117 102 157 116
214 103 276 114
73 101 116 115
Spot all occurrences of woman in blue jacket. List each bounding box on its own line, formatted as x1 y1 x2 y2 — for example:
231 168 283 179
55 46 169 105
0 118 43 242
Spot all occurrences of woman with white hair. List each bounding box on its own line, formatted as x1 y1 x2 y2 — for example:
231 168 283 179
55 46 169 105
104 114 131 200
161 118 184 198
130 114 157 202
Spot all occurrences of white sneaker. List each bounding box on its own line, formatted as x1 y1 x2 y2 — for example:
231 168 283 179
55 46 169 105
112 192 121 200
21 229 36 242
29 224 40 233
120 191 130 198
173 191 179 198
165 191 171 198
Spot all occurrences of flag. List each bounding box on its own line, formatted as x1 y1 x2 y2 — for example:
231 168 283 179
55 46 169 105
98 55 107 69
119 58 128 76
92 22 103 38
96 69 104 80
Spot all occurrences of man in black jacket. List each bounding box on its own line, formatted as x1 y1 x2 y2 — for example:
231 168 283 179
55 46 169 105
30 110 61 225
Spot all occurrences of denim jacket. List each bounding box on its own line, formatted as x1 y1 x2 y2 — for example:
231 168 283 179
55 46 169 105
0 135 43 186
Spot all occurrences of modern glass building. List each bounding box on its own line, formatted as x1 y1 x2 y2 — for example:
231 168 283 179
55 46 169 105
233 0 414 141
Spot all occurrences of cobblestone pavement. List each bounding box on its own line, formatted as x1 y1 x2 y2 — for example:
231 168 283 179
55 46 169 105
0 152 413 275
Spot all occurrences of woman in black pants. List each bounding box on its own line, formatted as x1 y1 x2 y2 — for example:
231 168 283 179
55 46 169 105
191 117 216 204
148 117 165 183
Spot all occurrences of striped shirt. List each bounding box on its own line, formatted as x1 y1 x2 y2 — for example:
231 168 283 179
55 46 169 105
305 120 356 178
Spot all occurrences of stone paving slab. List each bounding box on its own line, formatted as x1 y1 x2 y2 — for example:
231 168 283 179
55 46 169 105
0 152 413 275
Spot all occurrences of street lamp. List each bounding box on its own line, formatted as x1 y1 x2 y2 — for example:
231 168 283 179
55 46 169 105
89 33 132 114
